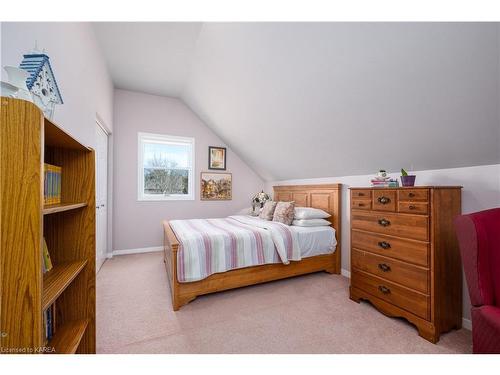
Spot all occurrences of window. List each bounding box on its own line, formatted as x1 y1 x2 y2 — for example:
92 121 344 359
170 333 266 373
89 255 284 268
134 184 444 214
138 132 195 201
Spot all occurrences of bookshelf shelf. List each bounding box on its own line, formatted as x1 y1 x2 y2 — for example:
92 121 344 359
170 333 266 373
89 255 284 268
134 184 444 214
47 319 89 354
1 97 96 354
42 260 88 310
43 202 87 215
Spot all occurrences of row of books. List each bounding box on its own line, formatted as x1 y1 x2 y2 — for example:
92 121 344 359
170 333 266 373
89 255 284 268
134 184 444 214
42 238 53 274
44 303 56 342
370 178 400 188
44 163 62 205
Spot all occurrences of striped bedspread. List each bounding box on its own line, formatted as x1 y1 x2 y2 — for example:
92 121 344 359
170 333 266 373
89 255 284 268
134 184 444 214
169 215 301 283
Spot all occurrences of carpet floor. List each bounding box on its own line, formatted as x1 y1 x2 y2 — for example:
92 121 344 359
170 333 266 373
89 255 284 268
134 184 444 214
96 251 472 354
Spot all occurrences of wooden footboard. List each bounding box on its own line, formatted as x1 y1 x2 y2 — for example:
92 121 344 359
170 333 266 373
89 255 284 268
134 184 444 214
164 221 338 310
162 183 342 311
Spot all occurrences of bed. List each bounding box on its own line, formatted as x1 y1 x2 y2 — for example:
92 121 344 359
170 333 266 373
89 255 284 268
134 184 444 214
162 183 342 310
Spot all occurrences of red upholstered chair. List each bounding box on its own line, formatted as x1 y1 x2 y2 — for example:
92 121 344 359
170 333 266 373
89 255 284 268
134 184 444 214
454 208 500 354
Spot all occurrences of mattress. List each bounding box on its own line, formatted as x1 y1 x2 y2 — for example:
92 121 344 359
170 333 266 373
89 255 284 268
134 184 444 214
170 215 337 282
248 215 337 257
290 225 337 258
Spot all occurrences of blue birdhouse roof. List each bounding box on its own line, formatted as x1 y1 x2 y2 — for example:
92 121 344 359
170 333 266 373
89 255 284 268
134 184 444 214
19 53 63 104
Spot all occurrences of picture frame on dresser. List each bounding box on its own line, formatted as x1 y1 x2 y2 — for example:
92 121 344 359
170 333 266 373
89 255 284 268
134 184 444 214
349 186 463 343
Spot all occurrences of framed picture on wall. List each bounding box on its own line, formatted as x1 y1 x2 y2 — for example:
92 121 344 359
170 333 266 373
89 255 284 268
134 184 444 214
201 172 232 200
208 146 226 170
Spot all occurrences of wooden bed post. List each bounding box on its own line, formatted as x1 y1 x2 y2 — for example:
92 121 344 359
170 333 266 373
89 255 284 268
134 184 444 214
163 221 181 311
332 184 342 274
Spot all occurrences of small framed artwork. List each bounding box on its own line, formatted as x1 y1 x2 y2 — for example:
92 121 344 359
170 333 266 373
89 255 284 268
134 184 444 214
208 146 227 170
201 172 232 200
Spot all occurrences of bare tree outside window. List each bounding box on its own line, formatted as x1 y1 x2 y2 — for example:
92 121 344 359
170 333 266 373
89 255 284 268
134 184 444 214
138 133 194 201
144 154 189 195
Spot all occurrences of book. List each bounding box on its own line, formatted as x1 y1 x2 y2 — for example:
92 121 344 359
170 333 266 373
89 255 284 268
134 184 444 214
42 238 53 273
370 179 399 187
43 163 62 205
44 303 56 341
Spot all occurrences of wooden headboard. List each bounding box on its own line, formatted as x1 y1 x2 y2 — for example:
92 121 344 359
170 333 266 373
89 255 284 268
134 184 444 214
273 184 342 270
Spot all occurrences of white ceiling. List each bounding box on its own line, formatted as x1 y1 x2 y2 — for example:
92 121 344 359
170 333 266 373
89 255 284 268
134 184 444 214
93 22 202 97
94 22 500 181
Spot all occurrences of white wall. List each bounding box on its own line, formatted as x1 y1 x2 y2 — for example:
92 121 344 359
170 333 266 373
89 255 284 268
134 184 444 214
1 22 114 254
113 89 264 252
183 23 500 181
1 22 114 146
266 164 500 322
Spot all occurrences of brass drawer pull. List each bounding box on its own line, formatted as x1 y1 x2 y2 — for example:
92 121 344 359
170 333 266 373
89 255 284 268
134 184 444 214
377 196 391 204
409 205 417 210
358 203 365 207
378 241 391 249
378 263 391 272
358 193 365 196
378 285 391 294
378 218 390 227
408 192 415 198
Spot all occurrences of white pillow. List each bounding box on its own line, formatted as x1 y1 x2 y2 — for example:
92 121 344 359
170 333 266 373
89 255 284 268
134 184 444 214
294 207 331 220
292 219 331 227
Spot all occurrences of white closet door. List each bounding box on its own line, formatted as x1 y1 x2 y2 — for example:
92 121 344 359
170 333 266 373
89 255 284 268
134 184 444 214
95 122 108 272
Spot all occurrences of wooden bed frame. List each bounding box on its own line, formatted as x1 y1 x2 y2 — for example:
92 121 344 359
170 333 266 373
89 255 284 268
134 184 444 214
162 184 342 310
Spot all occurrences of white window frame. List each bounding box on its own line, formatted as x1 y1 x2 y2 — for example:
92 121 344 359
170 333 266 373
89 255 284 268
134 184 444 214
137 132 195 201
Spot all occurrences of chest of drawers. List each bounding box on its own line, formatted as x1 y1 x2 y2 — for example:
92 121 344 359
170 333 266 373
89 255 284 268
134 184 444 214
349 186 462 343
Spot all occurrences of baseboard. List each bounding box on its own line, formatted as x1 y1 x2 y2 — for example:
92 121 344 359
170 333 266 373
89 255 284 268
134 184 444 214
462 318 472 331
341 268 351 278
112 246 163 256
339 267 471 331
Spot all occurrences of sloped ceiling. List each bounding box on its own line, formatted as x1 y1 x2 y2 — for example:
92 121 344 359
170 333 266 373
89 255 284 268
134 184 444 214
95 22 500 181
94 22 202 97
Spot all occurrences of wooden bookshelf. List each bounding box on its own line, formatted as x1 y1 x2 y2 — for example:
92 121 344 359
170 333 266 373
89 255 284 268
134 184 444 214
42 260 88 310
48 319 89 354
43 202 87 215
1 97 96 354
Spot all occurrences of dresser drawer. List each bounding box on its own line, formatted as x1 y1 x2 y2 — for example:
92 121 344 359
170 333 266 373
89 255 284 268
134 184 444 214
351 211 429 241
352 199 371 210
351 270 430 320
351 189 371 200
372 190 396 212
398 189 429 202
351 229 429 266
351 249 429 293
398 201 429 215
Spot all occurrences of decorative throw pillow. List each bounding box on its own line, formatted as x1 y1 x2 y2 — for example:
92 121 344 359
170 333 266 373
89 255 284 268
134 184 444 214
259 201 277 220
273 201 295 225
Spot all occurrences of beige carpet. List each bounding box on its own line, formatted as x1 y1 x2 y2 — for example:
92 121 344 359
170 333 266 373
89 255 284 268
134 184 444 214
96 251 472 354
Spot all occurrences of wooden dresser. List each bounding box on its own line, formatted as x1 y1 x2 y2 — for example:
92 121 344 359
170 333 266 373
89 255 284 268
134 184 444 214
349 186 462 343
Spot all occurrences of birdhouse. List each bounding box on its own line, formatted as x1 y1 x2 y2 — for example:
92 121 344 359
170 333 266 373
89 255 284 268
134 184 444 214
19 52 63 119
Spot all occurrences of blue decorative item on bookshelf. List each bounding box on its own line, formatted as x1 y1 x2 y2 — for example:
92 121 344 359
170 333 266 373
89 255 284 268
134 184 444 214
19 44 63 119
